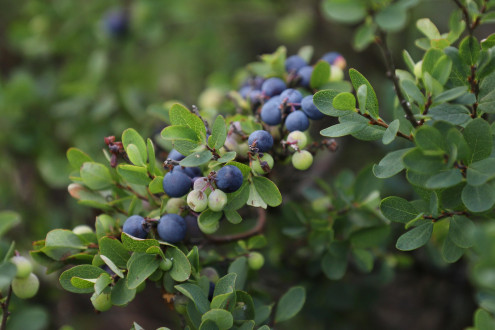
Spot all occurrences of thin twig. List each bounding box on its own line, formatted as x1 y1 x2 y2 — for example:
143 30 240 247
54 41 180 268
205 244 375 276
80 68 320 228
423 210 469 222
453 0 473 35
0 285 13 330
375 30 419 128
361 113 414 141
191 105 211 135
206 208 266 243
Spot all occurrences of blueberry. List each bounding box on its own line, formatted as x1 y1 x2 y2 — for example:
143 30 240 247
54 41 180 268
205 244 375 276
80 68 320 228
280 89 303 108
261 78 287 97
297 66 313 88
247 90 263 105
321 52 341 65
301 95 324 120
215 165 243 193
168 149 185 161
261 99 282 125
184 167 202 178
184 214 202 240
122 215 148 239
104 9 129 37
208 282 215 301
157 214 187 243
163 170 192 197
239 86 251 98
248 130 274 152
285 55 307 73
285 111 310 132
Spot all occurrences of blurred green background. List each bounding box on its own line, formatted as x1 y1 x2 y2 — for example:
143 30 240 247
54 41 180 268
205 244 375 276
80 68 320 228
1 0 491 329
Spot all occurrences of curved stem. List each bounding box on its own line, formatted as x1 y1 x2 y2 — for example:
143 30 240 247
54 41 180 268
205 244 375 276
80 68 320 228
206 208 266 244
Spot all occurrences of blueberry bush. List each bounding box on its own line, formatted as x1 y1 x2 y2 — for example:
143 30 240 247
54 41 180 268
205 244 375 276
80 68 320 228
2 0 495 329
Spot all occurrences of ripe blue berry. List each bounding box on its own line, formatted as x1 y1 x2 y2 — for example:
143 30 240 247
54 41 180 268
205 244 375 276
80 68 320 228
184 167 202 178
184 214 202 240
301 95 324 120
280 89 303 108
123 215 148 239
285 111 310 132
215 165 243 193
247 90 263 105
239 86 251 98
261 98 282 125
321 52 346 69
104 9 129 37
285 55 307 73
168 149 185 161
163 170 192 197
157 214 187 243
248 130 274 152
297 66 313 87
261 78 287 97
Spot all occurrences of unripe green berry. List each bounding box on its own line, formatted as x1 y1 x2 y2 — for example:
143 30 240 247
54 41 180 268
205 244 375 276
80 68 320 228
292 150 313 171
91 291 112 312
159 258 173 271
287 130 308 149
329 65 344 82
208 190 228 212
166 198 186 214
251 154 274 174
187 190 208 212
414 61 423 78
11 273 39 299
11 256 33 279
73 225 93 235
193 177 209 191
247 252 265 270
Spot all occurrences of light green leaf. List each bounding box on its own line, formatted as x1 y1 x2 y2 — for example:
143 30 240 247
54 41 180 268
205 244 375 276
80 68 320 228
373 148 412 178
224 210 242 224
99 237 130 269
320 121 366 137
349 69 379 119
313 89 346 117
228 257 248 290
459 36 480 66
122 128 148 164
416 18 440 39
201 309 234 330
60 265 106 293
209 115 227 150
100 255 124 278
121 232 159 252
117 165 151 186
0 210 21 236
401 79 424 104
310 60 331 89
321 0 367 24
169 103 207 143
198 210 222 234
252 176 282 207
175 283 210 314
126 144 145 166
333 92 356 111
217 152 237 163
161 125 200 142
80 162 113 190
67 148 93 170
180 150 212 167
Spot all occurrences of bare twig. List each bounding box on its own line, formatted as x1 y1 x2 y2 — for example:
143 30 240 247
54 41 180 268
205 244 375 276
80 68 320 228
206 208 266 243
0 285 13 330
375 30 419 128
423 210 469 222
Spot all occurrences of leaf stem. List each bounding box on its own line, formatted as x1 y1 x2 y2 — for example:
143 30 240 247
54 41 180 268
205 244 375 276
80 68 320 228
423 210 469 222
375 30 419 128
360 112 414 141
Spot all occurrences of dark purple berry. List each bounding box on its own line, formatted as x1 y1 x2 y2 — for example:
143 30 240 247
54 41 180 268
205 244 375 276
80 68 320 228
215 165 243 193
163 170 192 197
297 66 313 88
157 214 187 244
301 95 324 120
261 78 287 97
285 111 310 132
285 55 307 73
248 130 274 152
123 215 148 239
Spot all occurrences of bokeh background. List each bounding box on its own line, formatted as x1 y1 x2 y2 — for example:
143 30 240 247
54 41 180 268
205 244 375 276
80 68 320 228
1 0 493 329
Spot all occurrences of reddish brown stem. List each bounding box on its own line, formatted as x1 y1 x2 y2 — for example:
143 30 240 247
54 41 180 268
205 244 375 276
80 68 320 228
0 285 12 330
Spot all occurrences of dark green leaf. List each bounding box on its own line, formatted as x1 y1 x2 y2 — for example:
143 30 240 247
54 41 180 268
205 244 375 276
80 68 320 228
425 169 463 189
180 150 213 167
416 18 440 39
373 148 412 178
175 283 210 314
464 118 492 164
401 79 424 104
467 158 495 186
111 278 137 306
165 246 191 282
320 121 366 137
380 196 420 223
224 182 249 211
201 309 233 330
122 128 147 165
224 210 242 224
310 61 331 89
375 4 407 32
228 257 248 290
459 36 480 65
429 104 471 125
275 286 306 323
59 265 106 293
126 252 161 289
382 119 400 145
350 226 390 248
449 215 475 248
396 222 433 251
349 69 379 118
321 242 348 280
99 237 130 268
198 210 222 234
313 89 345 117
461 183 495 212
0 210 21 236
403 148 446 173
252 176 282 207
441 234 465 263
321 0 367 24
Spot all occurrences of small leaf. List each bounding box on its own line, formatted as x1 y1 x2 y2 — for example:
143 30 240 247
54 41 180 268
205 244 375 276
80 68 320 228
198 210 222 234
416 18 440 39
425 169 463 189
461 183 495 212
224 210 242 224
321 242 348 280
209 115 227 150
382 119 400 145
80 162 113 190
275 286 306 323
111 278 137 306
99 237 130 268
396 222 433 251
126 252 161 289
332 92 356 111
165 246 191 282
467 158 495 186
310 60 331 89
401 79 424 104
67 148 93 169
59 265 106 293
201 309 234 330
161 125 200 142
313 89 345 117
459 36 480 66
321 0 367 24
100 255 124 278
122 128 148 164
180 150 213 167
121 232 159 252
449 215 475 248
320 121 366 137
228 257 248 290
175 283 210 314
441 234 465 263
380 196 420 223
414 126 446 154
217 152 236 163
117 165 151 186
126 144 145 166
252 176 282 207
0 211 21 236
169 103 207 142
463 118 493 164
373 148 412 178
349 69 379 118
